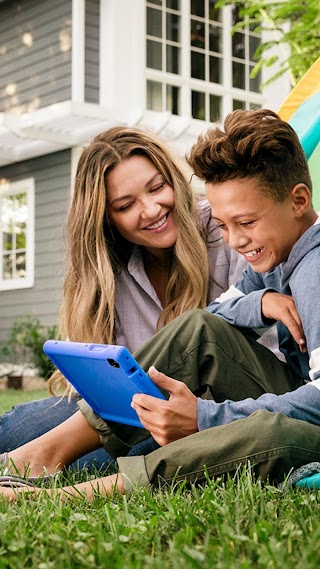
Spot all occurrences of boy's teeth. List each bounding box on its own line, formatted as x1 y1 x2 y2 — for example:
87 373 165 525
246 248 261 257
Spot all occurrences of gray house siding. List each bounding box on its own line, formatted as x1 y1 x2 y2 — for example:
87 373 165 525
0 150 71 341
0 0 72 114
85 0 100 104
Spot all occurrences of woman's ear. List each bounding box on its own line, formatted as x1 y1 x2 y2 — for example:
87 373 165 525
291 183 312 216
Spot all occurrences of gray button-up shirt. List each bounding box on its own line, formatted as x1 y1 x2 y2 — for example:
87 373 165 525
114 200 245 353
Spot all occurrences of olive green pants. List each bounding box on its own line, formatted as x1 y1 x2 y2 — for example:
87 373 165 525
79 310 320 487
117 410 320 492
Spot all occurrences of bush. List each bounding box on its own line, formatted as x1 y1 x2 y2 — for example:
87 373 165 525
2 316 58 380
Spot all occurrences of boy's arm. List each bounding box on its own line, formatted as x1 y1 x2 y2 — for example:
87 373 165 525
290 250 320 378
206 265 277 331
197 381 320 430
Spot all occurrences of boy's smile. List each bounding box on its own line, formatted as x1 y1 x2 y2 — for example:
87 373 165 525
206 177 313 273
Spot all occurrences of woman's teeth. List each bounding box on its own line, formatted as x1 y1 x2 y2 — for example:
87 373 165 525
146 215 167 230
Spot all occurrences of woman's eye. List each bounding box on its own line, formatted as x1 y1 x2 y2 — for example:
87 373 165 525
118 203 133 212
150 183 165 193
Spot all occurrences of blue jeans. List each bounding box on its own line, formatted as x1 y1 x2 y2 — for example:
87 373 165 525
0 396 159 473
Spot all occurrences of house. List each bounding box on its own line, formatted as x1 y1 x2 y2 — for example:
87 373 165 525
0 0 292 341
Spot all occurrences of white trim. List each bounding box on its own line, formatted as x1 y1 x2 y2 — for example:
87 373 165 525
71 145 84 196
99 0 114 107
0 178 35 291
72 0 85 103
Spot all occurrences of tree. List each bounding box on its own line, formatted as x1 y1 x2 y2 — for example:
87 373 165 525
217 0 320 87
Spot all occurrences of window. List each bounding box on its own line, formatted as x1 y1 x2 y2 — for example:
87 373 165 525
0 178 35 291
146 0 262 121
231 6 261 99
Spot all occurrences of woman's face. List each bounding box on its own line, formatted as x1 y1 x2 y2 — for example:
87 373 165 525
106 155 178 254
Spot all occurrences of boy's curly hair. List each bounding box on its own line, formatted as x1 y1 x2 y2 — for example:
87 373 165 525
187 109 312 202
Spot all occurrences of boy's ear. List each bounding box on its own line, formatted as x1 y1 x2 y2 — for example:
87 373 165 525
290 184 312 216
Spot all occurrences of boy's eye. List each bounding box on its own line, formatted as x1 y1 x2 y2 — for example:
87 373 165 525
240 220 255 227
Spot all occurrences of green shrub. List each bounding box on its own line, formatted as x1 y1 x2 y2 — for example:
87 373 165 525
2 316 58 380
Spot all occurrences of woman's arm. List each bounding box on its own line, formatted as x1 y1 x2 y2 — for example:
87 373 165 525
0 472 124 502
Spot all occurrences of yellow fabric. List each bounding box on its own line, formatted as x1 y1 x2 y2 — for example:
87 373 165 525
278 57 320 122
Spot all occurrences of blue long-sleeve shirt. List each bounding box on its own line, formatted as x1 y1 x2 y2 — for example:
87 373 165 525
197 221 320 431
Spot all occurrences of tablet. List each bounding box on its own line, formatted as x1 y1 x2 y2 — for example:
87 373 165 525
43 340 166 428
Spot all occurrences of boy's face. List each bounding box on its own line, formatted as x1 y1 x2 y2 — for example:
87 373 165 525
206 177 304 272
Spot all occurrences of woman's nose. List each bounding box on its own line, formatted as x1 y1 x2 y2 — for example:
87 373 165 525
140 198 162 219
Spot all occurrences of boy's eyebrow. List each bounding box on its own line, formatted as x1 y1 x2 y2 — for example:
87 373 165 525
212 211 259 221
108 173 163 206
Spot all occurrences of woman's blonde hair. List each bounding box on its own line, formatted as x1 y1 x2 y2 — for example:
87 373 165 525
49 126 209 392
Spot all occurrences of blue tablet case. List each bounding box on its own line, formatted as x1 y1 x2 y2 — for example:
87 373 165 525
43 340 165 429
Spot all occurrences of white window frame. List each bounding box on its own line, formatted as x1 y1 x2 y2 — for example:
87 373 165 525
145 1 264 121
0 178 35 291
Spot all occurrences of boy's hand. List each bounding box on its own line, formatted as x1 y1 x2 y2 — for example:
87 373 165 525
262 292 307 352
131 366 198 446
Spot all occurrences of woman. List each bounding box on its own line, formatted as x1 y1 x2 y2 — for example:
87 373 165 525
0 126 243 472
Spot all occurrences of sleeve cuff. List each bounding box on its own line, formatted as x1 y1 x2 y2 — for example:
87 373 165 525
117 456 151 494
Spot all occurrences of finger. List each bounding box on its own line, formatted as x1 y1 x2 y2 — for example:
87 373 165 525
147 366 179 393
285 313 306 349
131 393 167 412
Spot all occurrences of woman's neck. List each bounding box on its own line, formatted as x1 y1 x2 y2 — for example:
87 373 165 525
142 248 173 307
142 248 173 272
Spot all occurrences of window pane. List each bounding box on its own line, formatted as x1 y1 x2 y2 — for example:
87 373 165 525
147 7 162 38
232 32 245 59
250 102 261 110
191 50 205 80
16 222 26 249
209 55 222 84
147 80 163 111
191 19 205 49
147 39 162 70
166 12 180 42
249 35 260 60
166 84 180 115
232 5 240 26
209 24 222 53
3 231 13 251
167 0 180 8
232 61 245 89
209 94 221 122
149 0 161 5
192 90 205 120
16 252 26 278
166 44 180 74
191 0 204 18
15 193 27 208
249 66 261 93
209 0 221 22
233 99 245 110
3 253 13 280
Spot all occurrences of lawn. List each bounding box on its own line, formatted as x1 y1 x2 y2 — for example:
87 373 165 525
1 389 320 568
0 388 48 414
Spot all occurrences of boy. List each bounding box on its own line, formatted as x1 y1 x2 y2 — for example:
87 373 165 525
2 109 320 500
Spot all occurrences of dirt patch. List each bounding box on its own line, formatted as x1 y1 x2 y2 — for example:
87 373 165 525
0 375 48 391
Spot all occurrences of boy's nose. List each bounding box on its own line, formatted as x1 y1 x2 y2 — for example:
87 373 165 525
228 231 248 250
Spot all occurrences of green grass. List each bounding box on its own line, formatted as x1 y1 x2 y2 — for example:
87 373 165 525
0 389 48 414
1 390 320 568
